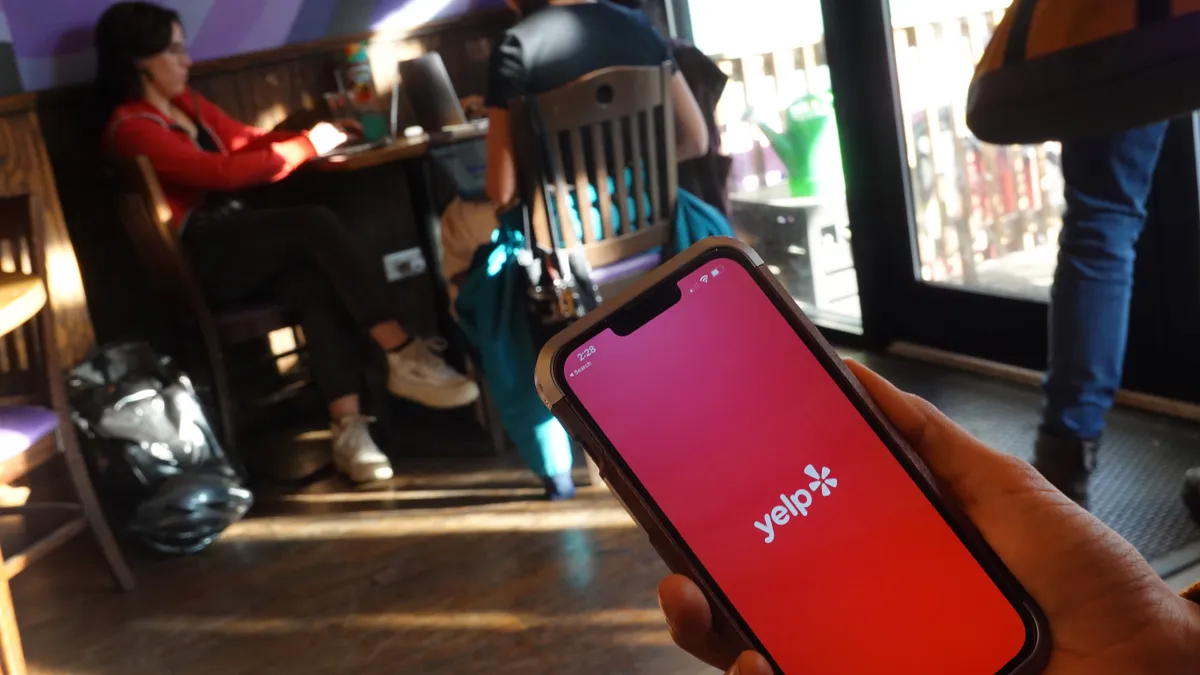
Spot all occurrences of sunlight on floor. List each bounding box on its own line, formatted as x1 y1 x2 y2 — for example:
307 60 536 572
277 486 550 502
612 630 676 647
222 503 637 541
135 608 664 635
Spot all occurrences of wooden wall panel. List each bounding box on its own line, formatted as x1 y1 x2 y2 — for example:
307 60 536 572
192 54 339 130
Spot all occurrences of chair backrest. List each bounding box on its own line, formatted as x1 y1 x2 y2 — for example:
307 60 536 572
0 194 56 403
111 156 210 320
511 62 677 269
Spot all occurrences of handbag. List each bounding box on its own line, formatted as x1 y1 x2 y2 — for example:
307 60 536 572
967 0 1200 144
517 208 602 352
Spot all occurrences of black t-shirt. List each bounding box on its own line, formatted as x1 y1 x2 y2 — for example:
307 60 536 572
195 124 220 153
484 1 676 109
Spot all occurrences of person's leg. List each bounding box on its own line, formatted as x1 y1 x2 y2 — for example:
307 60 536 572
263 266 394 483
182 208 396 482
183 205 478 409
1036 122 1169 502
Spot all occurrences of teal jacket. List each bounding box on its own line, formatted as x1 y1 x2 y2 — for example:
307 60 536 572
454 188 733 478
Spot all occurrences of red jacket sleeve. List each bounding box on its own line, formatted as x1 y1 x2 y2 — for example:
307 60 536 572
239 130 311 152
108 115 318 192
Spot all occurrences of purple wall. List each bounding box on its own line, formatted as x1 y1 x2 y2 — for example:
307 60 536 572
0 0 504 93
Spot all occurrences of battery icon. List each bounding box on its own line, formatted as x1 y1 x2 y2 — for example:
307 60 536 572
711 265 725 277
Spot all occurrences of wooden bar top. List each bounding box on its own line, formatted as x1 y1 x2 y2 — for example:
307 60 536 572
0 273 45 338
310 123 488 172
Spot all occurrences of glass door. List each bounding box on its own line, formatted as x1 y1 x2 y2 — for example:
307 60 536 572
891 3 1062 303
816 0 1200 402
681 0 862 335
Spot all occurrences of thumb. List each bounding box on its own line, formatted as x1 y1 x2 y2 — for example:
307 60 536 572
841 359 1060 514
725 651 772 675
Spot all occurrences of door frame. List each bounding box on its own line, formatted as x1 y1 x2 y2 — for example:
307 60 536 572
819 0 1200 402
667 0 1200 402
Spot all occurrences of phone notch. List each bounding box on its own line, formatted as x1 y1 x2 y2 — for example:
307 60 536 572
609 281 682 337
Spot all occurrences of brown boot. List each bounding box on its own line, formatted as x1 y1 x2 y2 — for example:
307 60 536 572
1032 431 1098 504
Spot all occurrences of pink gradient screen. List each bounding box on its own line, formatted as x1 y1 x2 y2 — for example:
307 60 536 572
564 257 1028 674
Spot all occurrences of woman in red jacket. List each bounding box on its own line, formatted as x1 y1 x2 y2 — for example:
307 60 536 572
96 1 479 484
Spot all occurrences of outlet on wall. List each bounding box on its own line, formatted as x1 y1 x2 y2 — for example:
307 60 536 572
383 247 428 282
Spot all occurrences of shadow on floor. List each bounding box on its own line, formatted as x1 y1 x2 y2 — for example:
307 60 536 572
13 463 701 675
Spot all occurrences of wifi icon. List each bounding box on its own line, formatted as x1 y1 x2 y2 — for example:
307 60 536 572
700 275 709 283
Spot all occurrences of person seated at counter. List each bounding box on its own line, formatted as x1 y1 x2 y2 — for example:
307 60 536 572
451 0 719 500
94 1 480 484
483 0 711 207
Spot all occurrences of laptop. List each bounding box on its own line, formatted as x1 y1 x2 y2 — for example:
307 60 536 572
393 52 469 137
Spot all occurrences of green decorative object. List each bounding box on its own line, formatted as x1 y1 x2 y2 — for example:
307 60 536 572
757 93 845 198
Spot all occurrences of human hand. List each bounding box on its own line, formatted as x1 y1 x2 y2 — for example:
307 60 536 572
307 121 349 155
460 95 485 120
658 359 1200 675
332 117 364 139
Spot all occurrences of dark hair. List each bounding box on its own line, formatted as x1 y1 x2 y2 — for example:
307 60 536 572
93 1 181 115
511 0 552 16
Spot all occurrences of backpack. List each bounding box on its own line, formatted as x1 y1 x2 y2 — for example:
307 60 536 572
967 0 1200 144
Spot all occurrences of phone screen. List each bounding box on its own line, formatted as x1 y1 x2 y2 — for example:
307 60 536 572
561 254 1031 674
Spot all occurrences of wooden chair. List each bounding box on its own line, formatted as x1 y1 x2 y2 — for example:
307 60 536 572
0 194 135 675
509 64 677 484
110 156 307 467
511 62 677 272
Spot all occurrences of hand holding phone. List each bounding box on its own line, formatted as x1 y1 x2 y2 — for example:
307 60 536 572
660 359 1200 675
538 239 1048 673
537 239 1200 674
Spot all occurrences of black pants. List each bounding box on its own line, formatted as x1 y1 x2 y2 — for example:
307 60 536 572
181 205 397 404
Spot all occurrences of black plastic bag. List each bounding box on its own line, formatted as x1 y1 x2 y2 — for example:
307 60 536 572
67 342 252 556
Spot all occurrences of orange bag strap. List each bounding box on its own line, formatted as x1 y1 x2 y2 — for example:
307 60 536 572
1002 0 1040 66
1138 0 1172 24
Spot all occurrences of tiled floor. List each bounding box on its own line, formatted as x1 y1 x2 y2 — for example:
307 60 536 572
854 351 1200 572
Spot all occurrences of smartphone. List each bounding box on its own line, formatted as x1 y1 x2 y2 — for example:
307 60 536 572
535 238 1049 674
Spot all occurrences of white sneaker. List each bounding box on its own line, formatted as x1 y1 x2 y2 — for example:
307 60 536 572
331 415 394 483
387 338 480 409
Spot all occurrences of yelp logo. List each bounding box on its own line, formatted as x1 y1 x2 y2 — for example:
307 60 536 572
753 465 839 544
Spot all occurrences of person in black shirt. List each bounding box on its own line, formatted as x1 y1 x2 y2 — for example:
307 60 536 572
482 0 710 206
608 0 732 220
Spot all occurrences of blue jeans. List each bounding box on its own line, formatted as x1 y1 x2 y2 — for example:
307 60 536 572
1043 122 1169 440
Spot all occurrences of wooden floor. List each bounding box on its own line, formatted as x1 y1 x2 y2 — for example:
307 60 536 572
10 409 1200 675
10 459 711 675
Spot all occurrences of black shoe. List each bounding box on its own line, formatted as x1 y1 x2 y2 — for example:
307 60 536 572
542 473 576 501
1183 467 1200 523
1032 431 1098 504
